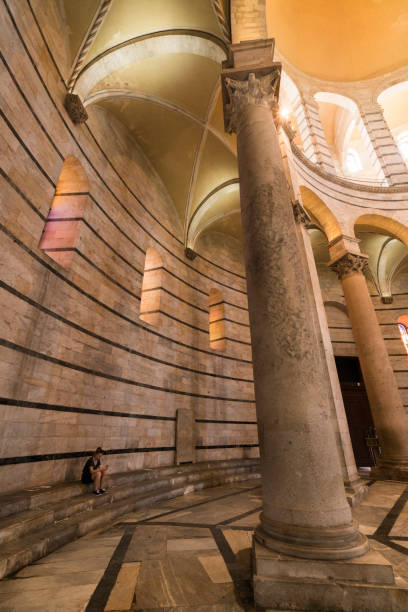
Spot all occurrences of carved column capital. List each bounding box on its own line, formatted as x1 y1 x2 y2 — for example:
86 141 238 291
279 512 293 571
292 201 311 226
329 252 368 280
222 69 281 134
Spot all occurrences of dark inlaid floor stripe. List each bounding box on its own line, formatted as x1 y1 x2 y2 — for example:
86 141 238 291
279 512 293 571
374 485 408 537
85 525 136 612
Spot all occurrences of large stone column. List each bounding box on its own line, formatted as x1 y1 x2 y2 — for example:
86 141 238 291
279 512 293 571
329 248 408 480
221 40 408 611
222 39 367 559
279 132 367 505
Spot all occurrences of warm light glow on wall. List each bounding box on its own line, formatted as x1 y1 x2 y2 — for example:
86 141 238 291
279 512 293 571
140 248 163 326
345 148 363 174
39 156 89 269
397 131 408 163
209 288 226 351
398 322 408 356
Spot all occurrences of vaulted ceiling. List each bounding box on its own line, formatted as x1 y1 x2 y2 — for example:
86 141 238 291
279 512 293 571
62 0 238 249
60 0 408 263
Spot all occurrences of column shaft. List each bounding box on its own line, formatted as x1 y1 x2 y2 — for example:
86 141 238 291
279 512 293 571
359 101 408 186
222 58 367 559
334 262 408 476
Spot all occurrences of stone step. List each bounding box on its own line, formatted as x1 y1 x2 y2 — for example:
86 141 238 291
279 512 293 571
0 458 258 520
0 462 259 547
0 461 260 579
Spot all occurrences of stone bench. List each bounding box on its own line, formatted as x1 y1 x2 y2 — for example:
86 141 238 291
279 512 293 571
0 458 260 580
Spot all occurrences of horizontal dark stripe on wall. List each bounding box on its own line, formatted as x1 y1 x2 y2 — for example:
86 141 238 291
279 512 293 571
0 222 253 365
0 277 253 382
0 28 246 295
195 251 246 281
1 121 245 306
196 444 259 450
0 447 176 466
375 306 408 312
0 397 176 421
26 0 66 86
196 418 257 425
0 337 255 403
0 176 222 319
0 167 46 221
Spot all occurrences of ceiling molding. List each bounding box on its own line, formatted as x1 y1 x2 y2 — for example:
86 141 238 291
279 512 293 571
68 0 113 93
210 0 231 41
74 29 228 93
184 83 222 243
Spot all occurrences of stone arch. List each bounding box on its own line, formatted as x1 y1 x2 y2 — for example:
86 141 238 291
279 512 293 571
354 214 408 248
140 247 164 326
39 155 89 268
299 185 342 242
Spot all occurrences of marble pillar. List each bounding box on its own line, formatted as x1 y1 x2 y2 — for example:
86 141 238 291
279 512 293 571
221 40 408 610
221 40 367 561
358 101 408 186
279 132 367 505
330 250 408 480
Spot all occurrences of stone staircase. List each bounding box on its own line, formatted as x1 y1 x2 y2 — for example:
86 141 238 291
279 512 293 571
0 458 260 580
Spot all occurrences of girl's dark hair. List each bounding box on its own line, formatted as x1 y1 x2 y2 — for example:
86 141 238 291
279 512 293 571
94 447 104 455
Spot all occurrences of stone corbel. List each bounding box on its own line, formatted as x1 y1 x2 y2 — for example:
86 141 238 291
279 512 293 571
185 247 197 261
65 94 88 124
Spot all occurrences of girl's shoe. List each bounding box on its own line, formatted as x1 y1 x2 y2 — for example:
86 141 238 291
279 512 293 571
99 488 106 494
93 490 102 495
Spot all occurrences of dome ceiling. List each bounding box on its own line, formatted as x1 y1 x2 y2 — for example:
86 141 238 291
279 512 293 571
266 0 408 81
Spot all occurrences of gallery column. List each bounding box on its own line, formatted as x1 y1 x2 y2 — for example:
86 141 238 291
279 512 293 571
329 248 408 480
221 39 367 560
358 100 408 186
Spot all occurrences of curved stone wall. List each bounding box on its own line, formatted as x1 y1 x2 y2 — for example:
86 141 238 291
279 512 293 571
0 0 257 492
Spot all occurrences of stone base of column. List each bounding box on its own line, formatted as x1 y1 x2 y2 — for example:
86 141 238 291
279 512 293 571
370 460 408 482
345 477 369 507
253 540 408 611
255 517 369 561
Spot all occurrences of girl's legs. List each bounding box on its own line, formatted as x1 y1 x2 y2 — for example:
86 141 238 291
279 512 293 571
91 471 101 491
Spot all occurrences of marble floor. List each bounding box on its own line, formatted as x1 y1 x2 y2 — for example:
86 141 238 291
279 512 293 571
0 479 407 611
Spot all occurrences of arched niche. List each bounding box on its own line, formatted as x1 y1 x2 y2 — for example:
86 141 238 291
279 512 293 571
39 156 89 268
209 288 226 352
140 247 164 326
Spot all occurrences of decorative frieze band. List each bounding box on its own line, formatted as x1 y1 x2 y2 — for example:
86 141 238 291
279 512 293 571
330 253 369 280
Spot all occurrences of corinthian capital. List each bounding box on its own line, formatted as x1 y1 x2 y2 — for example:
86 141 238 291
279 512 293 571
329 252 368 280
223 70 280 134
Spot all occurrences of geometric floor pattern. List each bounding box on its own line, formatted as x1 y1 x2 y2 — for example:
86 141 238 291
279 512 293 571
0 480 407 611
